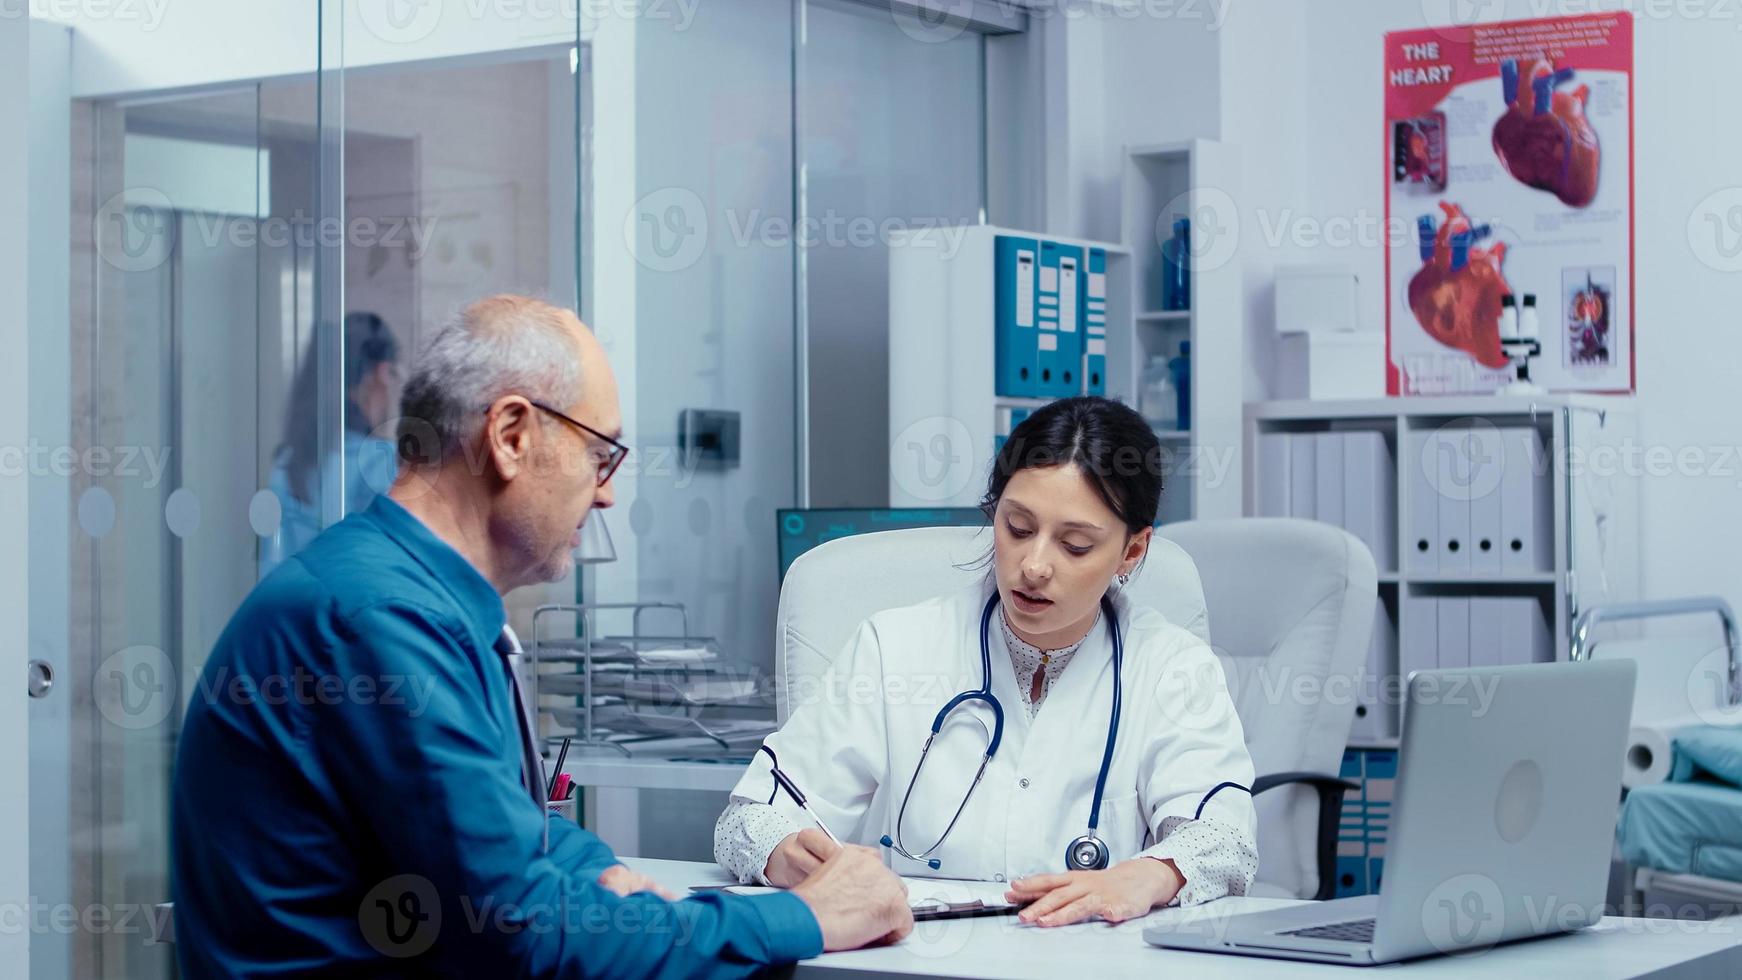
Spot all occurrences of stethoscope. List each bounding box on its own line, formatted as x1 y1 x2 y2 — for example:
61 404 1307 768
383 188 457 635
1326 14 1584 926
880 592 1126 872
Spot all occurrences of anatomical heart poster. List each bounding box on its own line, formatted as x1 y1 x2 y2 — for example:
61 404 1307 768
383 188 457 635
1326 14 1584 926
1384 12 1634 395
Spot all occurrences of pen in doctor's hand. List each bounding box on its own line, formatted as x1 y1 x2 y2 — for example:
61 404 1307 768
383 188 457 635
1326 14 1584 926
760 745 841 845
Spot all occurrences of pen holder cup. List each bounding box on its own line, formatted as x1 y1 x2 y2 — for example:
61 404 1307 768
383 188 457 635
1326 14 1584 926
545 796 579 824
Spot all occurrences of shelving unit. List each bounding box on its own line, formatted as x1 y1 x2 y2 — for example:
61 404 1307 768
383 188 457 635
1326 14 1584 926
886 225 1133 508
1121 139 1244 524
1245 394 1641 750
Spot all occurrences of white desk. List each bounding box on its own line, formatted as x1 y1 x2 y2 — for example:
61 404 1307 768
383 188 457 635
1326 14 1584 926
563 749 750 855
625 858 1742 979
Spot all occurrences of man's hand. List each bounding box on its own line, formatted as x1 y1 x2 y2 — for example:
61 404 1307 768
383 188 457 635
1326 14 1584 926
764 828 842 888
1004 858 1183 926
790 845 913 951
596 863 680 901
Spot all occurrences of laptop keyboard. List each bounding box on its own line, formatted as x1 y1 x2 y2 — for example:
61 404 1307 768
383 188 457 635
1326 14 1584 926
1280 918 1376 943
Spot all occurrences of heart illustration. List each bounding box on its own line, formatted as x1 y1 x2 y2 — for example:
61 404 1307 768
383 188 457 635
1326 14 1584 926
1407 201 1512 370
1492 58 1600 209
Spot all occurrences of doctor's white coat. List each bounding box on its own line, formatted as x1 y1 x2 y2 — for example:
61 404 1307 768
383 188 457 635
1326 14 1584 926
720 584 1259 901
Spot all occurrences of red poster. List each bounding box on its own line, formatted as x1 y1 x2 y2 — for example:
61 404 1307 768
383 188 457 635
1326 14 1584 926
1385 13 1634 395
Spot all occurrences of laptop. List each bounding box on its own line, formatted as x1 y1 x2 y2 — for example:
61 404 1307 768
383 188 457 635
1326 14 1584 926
1144 659 1636 966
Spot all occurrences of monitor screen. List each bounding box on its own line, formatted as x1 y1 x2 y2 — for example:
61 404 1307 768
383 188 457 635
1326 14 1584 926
776 508 988 582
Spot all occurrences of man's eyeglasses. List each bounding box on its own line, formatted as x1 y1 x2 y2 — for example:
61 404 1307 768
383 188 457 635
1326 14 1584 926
526 401 630 486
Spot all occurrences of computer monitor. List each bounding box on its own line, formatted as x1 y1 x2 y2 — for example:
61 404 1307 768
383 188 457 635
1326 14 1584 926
776 507 988 582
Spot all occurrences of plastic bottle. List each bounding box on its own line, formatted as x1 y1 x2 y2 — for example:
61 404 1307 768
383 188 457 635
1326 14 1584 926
1162 218 1191 311
1140 356 1179 429
1169 341 1192 432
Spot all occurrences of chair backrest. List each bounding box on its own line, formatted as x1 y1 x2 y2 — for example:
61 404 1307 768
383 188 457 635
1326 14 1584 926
1157 518 1377 898
774 525 1208 722
774 517 1375 899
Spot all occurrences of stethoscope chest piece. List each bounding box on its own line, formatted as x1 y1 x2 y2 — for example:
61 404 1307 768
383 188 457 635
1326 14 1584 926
1064 833 1110 871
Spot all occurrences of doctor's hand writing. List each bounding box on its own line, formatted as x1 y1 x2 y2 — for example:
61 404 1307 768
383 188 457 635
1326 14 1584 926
791 845 914 950
764 828 843 888
1006 858 1185 927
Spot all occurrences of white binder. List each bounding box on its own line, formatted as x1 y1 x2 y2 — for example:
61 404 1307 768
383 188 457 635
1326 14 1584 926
1315 431 1344 529
1405 429 1438 574
1258 433 1292 518
1500 428 1552 574
1468 596 1507 668
1289 432 1317 519
1436 597 1470 669
1342 431 1397 572
1469 427 1505 576
1401 596 1438 684
1435 429 1474 574
1501 596 1553 665
1351 599 1399 741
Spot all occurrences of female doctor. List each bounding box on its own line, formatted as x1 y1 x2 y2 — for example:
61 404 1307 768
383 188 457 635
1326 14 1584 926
715 397 1258 926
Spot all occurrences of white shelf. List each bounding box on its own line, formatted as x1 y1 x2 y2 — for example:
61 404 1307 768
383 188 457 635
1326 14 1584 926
1120 137 1243 524
1246 394 1633 422
1152 428 1192 441
1405 573 1558 586
1244 398 1641 750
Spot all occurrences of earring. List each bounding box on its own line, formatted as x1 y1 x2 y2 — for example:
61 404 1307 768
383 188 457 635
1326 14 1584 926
1117 571 1131 587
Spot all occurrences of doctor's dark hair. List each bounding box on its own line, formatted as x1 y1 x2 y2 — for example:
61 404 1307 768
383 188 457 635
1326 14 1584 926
980 396 1164 534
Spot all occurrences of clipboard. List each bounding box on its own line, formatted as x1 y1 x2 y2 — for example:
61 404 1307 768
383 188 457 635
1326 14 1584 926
910 898 1028 922
690 885 1030 921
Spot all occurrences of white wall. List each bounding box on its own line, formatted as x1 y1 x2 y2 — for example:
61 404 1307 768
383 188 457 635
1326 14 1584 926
1 10 33 977
1089 0 1742 619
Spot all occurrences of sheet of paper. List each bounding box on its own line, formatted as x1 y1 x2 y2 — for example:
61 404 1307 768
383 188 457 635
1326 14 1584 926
901 876 1017 909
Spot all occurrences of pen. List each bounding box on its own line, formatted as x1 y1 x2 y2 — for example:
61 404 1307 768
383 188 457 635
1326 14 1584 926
759 745 841 846
548 736 572 800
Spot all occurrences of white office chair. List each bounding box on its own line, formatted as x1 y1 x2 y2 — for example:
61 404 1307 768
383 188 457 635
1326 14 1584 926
774 518 1377 901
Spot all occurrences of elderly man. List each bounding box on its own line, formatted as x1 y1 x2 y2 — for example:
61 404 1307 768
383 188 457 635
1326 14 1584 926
171 295 910 976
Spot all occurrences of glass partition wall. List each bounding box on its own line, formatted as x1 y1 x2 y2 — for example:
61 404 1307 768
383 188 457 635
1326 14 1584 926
41 3 989 974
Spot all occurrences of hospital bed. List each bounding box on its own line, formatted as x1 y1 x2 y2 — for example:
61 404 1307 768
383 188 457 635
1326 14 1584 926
1573 597 1742 920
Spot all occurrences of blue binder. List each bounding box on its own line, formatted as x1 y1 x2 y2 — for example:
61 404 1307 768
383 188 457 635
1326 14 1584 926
994 236 1040 397
1037 241 1083 397
1083 248 1108 395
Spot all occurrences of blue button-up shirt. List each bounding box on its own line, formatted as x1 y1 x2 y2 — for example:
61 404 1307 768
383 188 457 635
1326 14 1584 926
172 495 822 977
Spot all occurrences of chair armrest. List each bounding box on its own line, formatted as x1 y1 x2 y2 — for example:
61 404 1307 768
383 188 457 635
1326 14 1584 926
1251 772 1360 902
